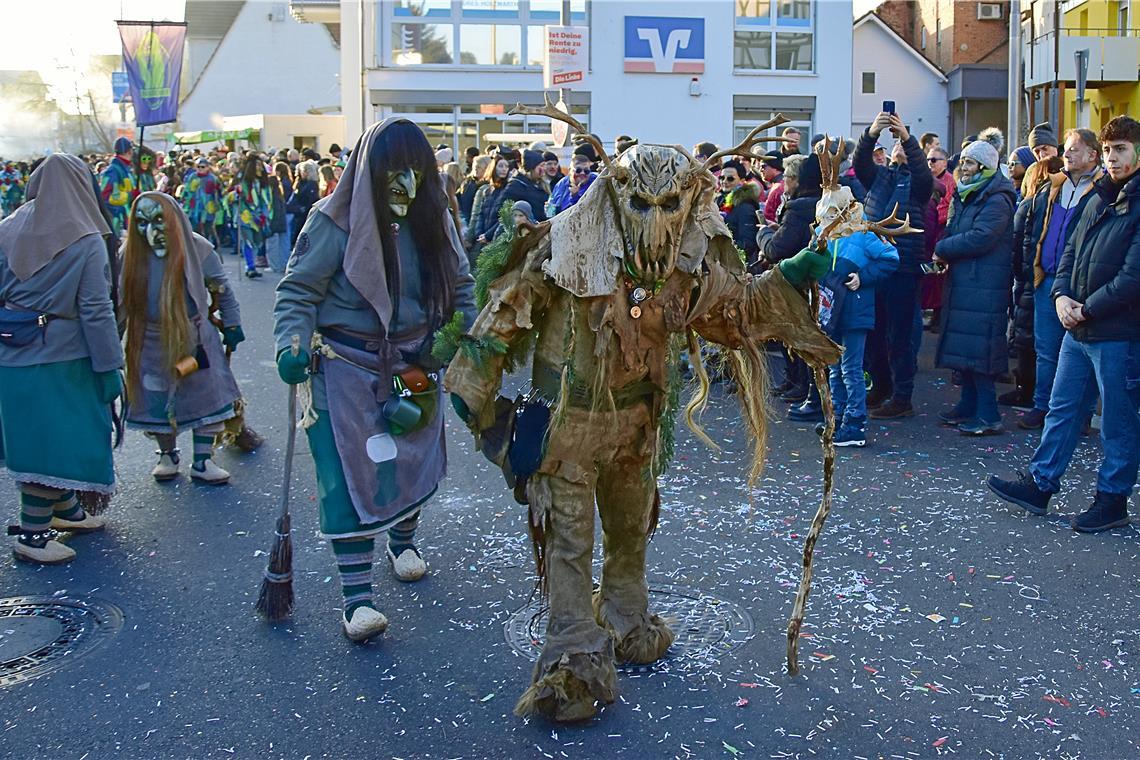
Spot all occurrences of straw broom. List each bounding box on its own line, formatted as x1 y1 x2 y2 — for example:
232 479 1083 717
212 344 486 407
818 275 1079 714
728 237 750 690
256 335 301 620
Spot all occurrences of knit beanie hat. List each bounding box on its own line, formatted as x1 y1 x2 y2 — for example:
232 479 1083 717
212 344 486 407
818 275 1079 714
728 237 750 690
572 142 598 163
512 200 535 222
522 149 543 172
961 127 1005 171
1028 122 1058 149
1012 145 1036 168
113 137 133 155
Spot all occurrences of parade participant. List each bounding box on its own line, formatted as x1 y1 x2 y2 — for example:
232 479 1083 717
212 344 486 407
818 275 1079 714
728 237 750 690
100 137 137 237
273 118 476 643
444 107 844 723
182 157 223 244
121 192 244 485
226 154 272 278
0 154 123 564
0 160 25 218
138 147 158 193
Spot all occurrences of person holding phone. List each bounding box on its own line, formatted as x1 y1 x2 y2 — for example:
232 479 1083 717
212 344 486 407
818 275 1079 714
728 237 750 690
852 106 935 420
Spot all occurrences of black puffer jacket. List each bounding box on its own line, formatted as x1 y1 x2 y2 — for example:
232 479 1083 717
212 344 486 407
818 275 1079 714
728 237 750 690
1053 171 1140 342
852 132 933 274
723 181 761 261
501 174 549 223
755 153 823 268
1009 197 1034 350
934 171 1017 375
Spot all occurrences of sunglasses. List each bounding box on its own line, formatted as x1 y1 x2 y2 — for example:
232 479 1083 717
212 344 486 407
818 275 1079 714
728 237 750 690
927 157 945 163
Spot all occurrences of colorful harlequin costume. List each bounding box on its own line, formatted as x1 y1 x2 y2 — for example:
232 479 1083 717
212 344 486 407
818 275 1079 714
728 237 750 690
226 177 272 276
182 166 223 230
0 161 26 218
100 140 137 237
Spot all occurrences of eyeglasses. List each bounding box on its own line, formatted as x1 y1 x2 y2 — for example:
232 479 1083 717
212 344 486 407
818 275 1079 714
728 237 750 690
927 157 945 163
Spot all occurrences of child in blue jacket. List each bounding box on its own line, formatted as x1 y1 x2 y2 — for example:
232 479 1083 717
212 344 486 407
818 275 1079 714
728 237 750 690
817 230 899 446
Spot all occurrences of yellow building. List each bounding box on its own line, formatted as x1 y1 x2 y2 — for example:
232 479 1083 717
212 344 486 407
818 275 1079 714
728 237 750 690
1025 0 1138 133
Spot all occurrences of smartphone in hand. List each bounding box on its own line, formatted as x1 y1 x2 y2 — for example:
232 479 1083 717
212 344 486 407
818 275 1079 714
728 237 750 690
882 100 896 115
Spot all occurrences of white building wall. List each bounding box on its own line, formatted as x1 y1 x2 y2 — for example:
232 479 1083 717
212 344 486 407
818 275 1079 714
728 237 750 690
179 2 341 133
850 20 948 141
355 0 853 150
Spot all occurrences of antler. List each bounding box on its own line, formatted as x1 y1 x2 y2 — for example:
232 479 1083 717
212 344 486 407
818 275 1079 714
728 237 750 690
865 202 923 239
702 113 791 169
509 92 622 178
815 135 846 191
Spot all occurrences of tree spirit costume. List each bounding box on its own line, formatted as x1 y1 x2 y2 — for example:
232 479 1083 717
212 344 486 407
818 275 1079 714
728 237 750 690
0 154 124 564
0 161 26 218
121 192 243 485
445 108 842 722
226 157 273 278
100 138 137 238
273 118 476 642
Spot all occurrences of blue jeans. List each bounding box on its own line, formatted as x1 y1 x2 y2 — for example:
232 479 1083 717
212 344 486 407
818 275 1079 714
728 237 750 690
1032 274 1067 412
829 330 868 425
955 370 999 424
1030 335 1140 495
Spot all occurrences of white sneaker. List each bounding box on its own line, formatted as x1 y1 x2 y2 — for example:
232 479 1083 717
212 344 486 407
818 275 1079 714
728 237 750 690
387 545 427 582
152 452 180 481
50 511 106 533
13 533 76 565
190 459 230 484
342 606 388 642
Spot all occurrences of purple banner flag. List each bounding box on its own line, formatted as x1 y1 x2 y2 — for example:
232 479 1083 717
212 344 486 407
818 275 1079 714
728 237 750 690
117 21 187 126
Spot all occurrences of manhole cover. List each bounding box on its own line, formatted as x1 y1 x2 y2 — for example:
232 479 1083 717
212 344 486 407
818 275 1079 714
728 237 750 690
504 584 753 671
0 596 123 687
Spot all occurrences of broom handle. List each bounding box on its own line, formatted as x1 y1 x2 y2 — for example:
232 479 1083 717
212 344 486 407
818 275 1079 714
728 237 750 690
279 335 301 521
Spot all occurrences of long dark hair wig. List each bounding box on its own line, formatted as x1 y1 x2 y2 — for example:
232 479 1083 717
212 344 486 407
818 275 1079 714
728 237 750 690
368 121 455 329
240 153 267 188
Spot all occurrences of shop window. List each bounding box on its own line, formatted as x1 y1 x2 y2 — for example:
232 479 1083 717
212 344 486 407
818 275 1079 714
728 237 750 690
384 0 584 68
734 0 814 71
460 24 522 65
391 22 454 64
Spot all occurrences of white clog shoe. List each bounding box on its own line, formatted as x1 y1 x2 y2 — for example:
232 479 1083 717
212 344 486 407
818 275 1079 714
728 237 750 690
190 459 230 484
50 511 106 533
152 452 180 481
12 532 76 565
342 606 389 642
387 545 427 582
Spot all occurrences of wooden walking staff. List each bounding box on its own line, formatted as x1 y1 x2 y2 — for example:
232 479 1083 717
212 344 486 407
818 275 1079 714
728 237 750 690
784 137 921 675
256 335 302 620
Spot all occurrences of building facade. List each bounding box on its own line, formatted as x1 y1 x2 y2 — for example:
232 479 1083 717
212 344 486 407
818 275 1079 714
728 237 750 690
874 0 1010 148
1023 0 1139 134
297 0 853 155
179 0 341 144
851 12 949 140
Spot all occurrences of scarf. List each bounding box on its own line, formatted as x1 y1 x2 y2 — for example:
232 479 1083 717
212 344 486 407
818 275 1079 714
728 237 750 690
957 168 996 203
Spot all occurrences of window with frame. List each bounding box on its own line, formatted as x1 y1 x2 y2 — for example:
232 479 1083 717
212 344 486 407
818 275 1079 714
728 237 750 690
387 0 587 68
734 0 814 72
861 72 875 93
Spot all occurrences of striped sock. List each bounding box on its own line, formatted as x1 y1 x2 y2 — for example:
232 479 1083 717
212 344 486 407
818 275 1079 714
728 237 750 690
52 491 83 521
19 488 61 532
332 538 375 618
387 512 419 556
192 434 214 466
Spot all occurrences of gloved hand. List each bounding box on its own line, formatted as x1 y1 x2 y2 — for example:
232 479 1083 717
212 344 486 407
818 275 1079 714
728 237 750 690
276 347 311 384
222 325 245 351
778 246 832 286
450 393 471 423
94 370 123 404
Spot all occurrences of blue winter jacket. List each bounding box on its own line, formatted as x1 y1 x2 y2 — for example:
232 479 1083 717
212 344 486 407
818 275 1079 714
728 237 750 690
852 132 933 275
825 231 899 332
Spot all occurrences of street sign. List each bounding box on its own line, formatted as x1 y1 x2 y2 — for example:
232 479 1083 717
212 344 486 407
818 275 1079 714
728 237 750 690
543 25 588 89
112 71 130 103
1074 48 1089 103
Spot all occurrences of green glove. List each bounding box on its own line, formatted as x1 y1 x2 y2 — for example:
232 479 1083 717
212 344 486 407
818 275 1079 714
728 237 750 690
450 393 471 423
778 247 832 286
276 347 311 385
94 370 123 404
222 325 245 351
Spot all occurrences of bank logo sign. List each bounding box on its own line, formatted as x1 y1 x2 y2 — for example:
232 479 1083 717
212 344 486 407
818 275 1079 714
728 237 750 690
623 16 705 74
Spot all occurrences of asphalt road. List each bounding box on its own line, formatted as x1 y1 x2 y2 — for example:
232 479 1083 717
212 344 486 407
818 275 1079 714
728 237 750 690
1 256 1137 760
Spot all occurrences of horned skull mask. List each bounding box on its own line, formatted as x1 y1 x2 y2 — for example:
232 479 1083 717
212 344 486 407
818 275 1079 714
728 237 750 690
612 145 707 284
